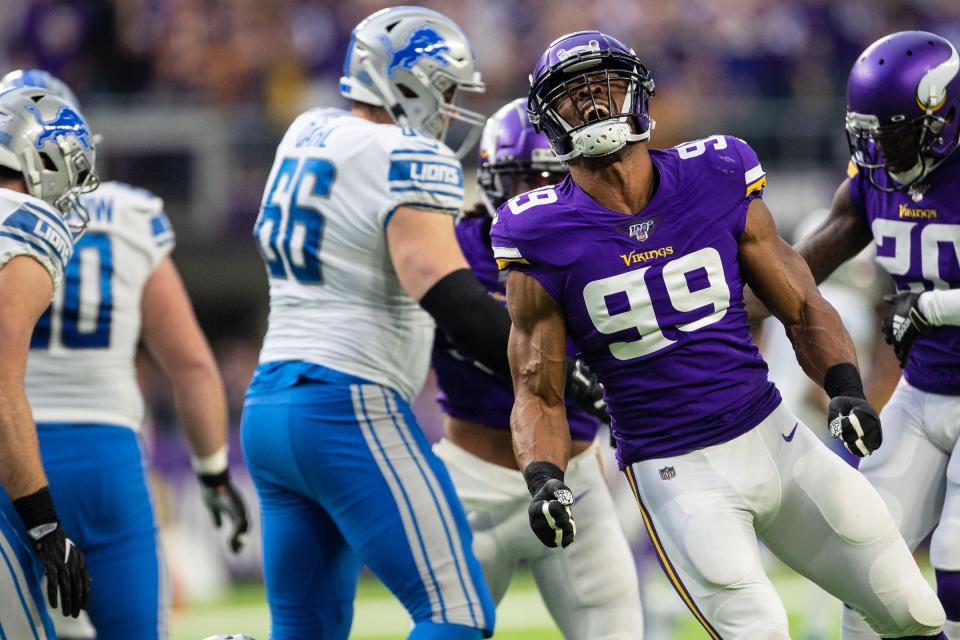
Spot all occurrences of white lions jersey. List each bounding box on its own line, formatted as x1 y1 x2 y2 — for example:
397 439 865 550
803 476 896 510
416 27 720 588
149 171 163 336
0 188 74 293
255 108 464 400
24 181 175 430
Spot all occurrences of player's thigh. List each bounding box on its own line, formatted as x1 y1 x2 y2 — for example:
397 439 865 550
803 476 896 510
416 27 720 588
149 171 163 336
37 424 164 640
625 436 789 640
530 443 643 639
762 423 944 637
326 385 494 635
434 438 523 604
0 504 55 640
860 381 948 549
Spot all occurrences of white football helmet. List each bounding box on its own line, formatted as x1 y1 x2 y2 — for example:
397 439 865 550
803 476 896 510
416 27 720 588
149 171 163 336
0 87 99 234
339 6 486 157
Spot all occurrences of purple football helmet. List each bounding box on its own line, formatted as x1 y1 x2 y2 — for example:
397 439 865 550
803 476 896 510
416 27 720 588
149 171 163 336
478 98 566 213
846 31 960 191
528 31 655 161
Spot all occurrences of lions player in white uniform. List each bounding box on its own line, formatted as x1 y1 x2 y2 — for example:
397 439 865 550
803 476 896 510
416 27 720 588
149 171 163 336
0 86 97 639
242 7 607 639
0 69 250 640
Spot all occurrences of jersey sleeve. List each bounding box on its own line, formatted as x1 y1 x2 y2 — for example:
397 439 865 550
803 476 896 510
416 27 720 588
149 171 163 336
113 184 175 269
724 135 767 201
0 201 73 293
489 195 564 302
382 131 464 226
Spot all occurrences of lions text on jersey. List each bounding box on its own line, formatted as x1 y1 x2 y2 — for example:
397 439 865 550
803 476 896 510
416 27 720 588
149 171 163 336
254 108 464 401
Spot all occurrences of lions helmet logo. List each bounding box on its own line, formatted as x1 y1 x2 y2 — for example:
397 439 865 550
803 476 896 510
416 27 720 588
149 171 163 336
26 104 92 151
383 27 451 77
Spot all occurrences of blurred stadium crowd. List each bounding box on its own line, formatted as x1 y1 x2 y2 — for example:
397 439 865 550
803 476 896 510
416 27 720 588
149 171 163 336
2 0 958 618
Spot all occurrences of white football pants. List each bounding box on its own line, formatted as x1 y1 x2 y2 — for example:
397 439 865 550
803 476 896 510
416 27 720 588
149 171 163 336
842 378 960 640
435 438 644 639
623 402 944 640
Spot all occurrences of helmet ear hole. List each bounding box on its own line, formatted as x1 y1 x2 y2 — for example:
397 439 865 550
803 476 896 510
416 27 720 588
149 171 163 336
396 83 419 99
38 151 56 171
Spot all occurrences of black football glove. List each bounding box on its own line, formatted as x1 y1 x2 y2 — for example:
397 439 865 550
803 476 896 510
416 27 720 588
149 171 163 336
13 488 91 618
524 462 576 548
828 396 882 457
199 470 250 553
565 359 609 423
824 363 882 457
882 292 931 367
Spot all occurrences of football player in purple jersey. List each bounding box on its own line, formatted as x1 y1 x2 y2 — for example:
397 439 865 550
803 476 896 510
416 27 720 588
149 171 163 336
491 30 947 638
775 31 960 639
431 98 644 638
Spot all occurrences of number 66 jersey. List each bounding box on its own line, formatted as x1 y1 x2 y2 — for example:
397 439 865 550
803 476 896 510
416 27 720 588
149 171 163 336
491 135 782 468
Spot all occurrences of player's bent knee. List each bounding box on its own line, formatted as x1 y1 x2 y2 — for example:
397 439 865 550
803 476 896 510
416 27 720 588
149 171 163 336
408 622 482 639
860 543 945 637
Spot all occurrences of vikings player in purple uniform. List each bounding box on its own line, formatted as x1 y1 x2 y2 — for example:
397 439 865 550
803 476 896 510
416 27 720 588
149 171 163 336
781 31 960 639
492 30 947 639
431 98 644 638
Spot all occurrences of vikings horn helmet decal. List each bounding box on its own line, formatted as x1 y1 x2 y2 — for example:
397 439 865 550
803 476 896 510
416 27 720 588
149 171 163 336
846 31 960 191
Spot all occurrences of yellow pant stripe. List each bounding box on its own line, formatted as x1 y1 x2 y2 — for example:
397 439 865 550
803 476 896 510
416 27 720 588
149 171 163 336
624 465 722 640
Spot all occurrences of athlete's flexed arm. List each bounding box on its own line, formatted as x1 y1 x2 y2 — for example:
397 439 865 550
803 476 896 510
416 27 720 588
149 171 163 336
141 257 248 553
504 270 577 549
739 197 881 456
744 179 872 318
0 255 91 617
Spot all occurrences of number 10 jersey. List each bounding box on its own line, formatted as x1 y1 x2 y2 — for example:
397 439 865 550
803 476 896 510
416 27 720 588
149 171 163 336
254 109 465 401
25 181 175 430
491 135 781 467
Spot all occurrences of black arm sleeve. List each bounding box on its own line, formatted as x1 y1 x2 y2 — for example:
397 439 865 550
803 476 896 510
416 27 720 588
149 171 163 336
419 268 513 380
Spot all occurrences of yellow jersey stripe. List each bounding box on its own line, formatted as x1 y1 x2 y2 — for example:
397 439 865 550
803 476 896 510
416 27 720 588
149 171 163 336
847 160 859 179
495 257 529 270
745 176 767 197
625 465 723 639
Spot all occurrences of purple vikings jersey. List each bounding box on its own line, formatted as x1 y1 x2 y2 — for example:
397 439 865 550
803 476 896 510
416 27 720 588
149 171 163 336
491 135 782 467
848 153 960 395
432 215 600 441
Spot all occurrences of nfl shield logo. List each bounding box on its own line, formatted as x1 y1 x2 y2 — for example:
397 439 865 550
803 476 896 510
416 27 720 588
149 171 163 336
659 466 676 480
628 218 656 242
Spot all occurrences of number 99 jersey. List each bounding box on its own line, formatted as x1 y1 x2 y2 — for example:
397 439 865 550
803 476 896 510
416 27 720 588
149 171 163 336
490 135 782 468
24 181 175 430
254 108 464 401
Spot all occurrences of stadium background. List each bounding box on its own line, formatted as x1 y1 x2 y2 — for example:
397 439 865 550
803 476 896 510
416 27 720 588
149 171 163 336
4 0 960 637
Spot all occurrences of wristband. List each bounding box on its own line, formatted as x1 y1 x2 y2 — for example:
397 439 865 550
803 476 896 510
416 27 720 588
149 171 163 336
12 486 59 537
523 461 565 497
824 362 864 400
191 446 228 476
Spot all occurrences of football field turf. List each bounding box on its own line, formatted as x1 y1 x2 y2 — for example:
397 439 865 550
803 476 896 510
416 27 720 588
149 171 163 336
169 557 935 639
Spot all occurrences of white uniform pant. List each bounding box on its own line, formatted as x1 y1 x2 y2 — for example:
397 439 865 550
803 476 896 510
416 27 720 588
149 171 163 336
842 378 960 639
623 402 945 640
435 438 644 639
